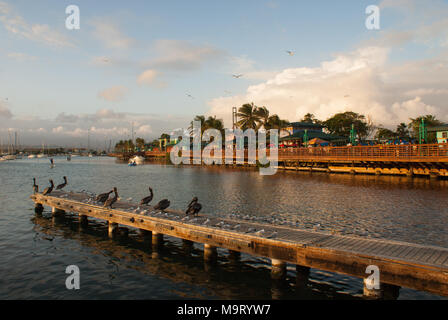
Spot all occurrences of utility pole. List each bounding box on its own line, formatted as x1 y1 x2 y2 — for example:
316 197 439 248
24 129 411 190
232 107 237 130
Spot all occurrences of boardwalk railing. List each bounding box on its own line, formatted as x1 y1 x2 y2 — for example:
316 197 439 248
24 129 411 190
141 143 448 163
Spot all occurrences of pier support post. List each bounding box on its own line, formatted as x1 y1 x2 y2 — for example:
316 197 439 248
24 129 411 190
204 244 217 263
228 250 241 261
108 222 118 237
79 215 88 227
34 203 44 215
271 259 287 280
152 232 163 250
295 265 310 288
430 172 440 180
51 207 65 216
363 280 400 300
139 229 152 238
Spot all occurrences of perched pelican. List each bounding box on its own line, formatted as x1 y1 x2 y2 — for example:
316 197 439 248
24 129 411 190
185 197 202 216
154 199 170 212
96 190 113 203
56 176 67 190
42 180 54 195
104 187 118 208
33 177 39 194
140 187 154 206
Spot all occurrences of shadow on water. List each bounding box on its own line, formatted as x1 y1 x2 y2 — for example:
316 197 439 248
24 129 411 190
31 212 361 300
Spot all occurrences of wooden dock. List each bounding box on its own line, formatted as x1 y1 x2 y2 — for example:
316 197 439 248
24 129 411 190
31 191 448 299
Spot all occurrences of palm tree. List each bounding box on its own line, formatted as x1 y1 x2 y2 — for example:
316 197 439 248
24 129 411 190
254 106 270 130
189 115 206 135
204 116 224 132
267 115 289 131
236 103 260 130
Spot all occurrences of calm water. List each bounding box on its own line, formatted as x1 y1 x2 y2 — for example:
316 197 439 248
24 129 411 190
1 156 447 300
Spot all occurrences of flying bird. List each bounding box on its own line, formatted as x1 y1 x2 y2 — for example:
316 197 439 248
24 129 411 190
232 74 243 78
286 50 295 56
186 94 195 99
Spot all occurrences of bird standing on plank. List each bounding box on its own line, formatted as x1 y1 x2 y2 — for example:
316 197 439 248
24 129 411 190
96 190 113 203
154 199 170 212
140 187 154 206
104 187 118 208
56 176 67 190
43 180 54 195
185 197 202 216
33 177 39 194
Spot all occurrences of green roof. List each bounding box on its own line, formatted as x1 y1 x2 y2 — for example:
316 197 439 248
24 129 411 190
428 125 448 132
279 130 346 142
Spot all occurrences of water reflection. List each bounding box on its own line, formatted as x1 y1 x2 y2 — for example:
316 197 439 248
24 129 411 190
1 157 447 299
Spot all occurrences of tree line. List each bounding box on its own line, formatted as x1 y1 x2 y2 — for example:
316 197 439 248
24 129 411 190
116 103 445 152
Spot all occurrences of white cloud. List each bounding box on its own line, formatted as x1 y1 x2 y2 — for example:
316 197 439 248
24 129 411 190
0 2 74 48
7 52 37 61
90 18 135 49
0 103 12 118
137 69 159 86
148 40 225 71
98 86 129 102
208 46 448 128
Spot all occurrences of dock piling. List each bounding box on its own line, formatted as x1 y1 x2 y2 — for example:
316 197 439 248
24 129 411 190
108 222 118 237
271 259 287 280
152 232 163 250
204 244 217 263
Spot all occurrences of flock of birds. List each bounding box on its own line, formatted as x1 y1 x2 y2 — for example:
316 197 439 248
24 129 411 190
33 177 203 216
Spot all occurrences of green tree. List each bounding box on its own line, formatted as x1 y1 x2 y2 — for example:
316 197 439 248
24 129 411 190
236 103 260 130
375 127 396 140
408 115 442 143
301 113 322 124
396 123 410 138
324 111 371 140
135 137 145 150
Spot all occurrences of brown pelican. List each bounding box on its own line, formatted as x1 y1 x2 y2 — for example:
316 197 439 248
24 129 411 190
154 199 170 212
104 187 118 208
140 187 154 206
95 190 113 203
42 180 54 195
56 176 67 190
186 199 202 216
33 177 39 194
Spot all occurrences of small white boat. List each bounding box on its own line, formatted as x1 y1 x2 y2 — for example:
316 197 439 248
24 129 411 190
0 157 6 162
37 153 46 158
3 154 16 160
129 156 145 165
28 154 36 159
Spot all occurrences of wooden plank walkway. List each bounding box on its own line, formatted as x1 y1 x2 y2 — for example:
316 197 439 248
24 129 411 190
31 191 448 297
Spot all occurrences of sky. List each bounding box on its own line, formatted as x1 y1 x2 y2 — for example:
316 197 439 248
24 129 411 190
0 0 448 148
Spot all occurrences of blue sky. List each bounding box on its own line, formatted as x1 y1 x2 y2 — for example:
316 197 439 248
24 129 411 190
1 0 448 146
